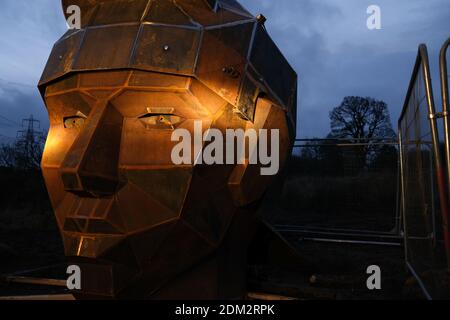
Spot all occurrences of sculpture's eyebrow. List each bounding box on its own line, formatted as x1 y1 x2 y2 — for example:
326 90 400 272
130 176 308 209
63 111 87 122
76 111 88 118
139 107 176 117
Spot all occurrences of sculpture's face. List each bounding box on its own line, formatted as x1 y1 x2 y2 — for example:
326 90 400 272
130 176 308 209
42 69 291 296
43 70 215 239
39 0 297 298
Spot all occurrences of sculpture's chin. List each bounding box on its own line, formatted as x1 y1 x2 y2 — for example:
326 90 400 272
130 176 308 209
68 256 140 299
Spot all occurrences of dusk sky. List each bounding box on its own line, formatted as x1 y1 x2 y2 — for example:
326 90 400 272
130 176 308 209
0 0 449 143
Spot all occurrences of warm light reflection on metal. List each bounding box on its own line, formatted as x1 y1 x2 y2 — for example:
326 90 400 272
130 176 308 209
39 0 297 299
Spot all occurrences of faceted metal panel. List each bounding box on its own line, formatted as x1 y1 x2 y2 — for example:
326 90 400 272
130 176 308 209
75 25 139 70
59 102 108 170
144 0 196 26
127 221 176 265
229 98 292 206
64 233 123 261
132 25 201 75
85 89 120 100
128 70 188 88
71 260 136 297
62 0 99 28
40 30 84 83
250 25 297 114
42 91 95 167
40 0 298 299
90 0 149 26
196 22 255 104
79 70 130 87
41 168 67 228
182 167 237 245
236 74 260 121
119 118 211 165
116 182 177 232
188 79 229 116
176 0 252 26
70 103 123 195
143 220 215 280
126 169 192 214
46 74 78 95
87 219 123 234
204 0 219 11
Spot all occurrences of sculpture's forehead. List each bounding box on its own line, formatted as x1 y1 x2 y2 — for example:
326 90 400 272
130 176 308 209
41 1 255 104
44 71 227 120
40 0 297 126
61 0 252 27
41 0 256 83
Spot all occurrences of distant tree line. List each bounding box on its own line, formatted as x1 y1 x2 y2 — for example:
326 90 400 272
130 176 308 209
0 129 46 171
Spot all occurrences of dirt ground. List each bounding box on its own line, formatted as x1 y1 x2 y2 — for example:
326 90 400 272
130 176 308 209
0 166 418 299
0 225 424 300
0 230 65 276
267 237 410 300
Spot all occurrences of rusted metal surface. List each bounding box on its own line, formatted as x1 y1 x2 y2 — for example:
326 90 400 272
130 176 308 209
39 0 297 299
0 294 75 301
0 276 66 287
246 292 298 301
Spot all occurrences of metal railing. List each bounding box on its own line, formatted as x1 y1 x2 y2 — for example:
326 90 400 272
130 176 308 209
398 42 450 299
273 138 401 243
439 38 450 198
439 38 450 265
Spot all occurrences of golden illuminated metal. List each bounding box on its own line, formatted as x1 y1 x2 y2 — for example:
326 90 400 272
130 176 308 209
39 0 297 299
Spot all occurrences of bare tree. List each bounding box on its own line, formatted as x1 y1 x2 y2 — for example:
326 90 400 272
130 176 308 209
330 96 395 141
0 131 46 170
14 130 46 170
329 96 396 171
300 139 322 160
0 144 16 168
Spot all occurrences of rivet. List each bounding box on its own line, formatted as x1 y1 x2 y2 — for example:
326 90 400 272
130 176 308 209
256 14 267 25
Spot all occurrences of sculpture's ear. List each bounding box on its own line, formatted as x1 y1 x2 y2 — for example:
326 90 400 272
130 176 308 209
228 98 292 207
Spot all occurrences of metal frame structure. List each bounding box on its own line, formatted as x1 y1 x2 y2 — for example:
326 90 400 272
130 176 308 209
276 138 402 245
440 38 450 192
439 39 450 270
399 43 450 299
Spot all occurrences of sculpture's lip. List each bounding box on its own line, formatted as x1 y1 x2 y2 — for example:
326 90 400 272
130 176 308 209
63 216 124 235
63 231 125 236
60 195 123 235
62 232 127 260
66 256 139 298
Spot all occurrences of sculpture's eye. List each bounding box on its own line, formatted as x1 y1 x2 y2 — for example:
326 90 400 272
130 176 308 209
139 114 184 129
64 116 86 129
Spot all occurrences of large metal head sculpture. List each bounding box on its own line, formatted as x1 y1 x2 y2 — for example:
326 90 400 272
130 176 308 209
39 0 297 299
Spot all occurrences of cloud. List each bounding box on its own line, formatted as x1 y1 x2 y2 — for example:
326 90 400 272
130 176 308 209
0 1 66 85
0 0 449 138
0 80 48 140
240 0 450 137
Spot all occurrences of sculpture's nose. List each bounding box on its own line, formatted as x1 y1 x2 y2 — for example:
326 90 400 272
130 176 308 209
60 101 123 197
